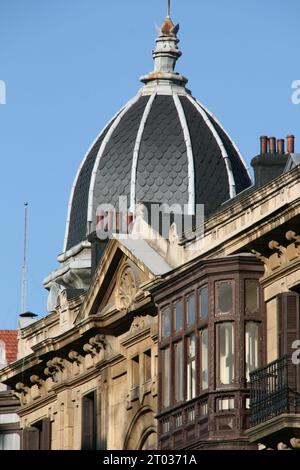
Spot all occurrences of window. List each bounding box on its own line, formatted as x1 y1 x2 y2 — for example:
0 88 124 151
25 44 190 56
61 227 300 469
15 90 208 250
245 322 259 381
216 282 233 315
174 341 184 403
162 348 170 408
162 418 170 433
245 280 259 314
200 329 208 390
22 419 51 450
161 306 171 338
186 293 195 326
187 334 196 400
217 397 235 411
200 401 208 416
132 355 140 388
144 350 151 382
218 323 234 384
174 300 183 332
199 286 208 319
81 392 97 450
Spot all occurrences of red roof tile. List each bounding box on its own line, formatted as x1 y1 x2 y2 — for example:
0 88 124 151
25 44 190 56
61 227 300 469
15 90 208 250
0 330 18 365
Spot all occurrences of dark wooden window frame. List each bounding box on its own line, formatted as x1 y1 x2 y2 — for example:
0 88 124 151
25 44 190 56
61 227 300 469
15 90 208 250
81 390 97 450
159 272 265 410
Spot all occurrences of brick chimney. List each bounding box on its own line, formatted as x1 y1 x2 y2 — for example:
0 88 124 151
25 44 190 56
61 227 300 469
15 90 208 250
251 135 291 188
287 135 295 154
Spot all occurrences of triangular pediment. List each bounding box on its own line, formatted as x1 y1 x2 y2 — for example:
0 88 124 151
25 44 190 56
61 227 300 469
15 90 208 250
75 237 159 324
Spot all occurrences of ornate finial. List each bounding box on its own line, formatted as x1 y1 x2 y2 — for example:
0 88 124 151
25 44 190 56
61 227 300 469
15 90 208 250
140 1 188 87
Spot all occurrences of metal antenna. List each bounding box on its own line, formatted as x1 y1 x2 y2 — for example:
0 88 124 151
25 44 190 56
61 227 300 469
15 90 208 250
167 0 171 18
21 203 29 314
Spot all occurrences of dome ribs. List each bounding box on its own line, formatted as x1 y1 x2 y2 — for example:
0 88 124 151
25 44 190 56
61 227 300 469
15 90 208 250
136 95 189 208
179 96 231 216
65 121 114 251
91 96 150 225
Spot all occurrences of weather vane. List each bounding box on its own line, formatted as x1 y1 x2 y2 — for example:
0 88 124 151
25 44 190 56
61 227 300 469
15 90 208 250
167 0 171 18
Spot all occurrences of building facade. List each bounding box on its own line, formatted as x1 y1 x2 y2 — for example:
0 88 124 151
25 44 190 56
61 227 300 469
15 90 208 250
0 330 20 450
0 9 299 450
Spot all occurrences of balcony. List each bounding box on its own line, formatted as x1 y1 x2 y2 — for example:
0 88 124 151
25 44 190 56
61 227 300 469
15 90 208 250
246 355 300 448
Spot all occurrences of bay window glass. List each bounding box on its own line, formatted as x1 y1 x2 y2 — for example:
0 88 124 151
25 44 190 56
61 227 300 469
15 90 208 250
217 282 233 315
245 280 259 314
187 294 195 326
199 286 208 319
162 348 170 408
174 341 184 403
217 397 234 411
200 329 208 390
218 323 234 384
174 300 183 332
245 322 259 381
187 334 196 400
161 306 170 338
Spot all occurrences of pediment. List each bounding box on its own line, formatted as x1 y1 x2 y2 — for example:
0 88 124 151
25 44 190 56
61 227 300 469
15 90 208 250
75 238 156 324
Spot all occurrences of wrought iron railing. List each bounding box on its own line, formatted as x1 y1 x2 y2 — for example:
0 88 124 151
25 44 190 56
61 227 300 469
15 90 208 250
249 355 300 427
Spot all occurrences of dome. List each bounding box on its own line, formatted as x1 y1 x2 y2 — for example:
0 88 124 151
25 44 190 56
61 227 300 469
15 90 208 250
64 15 251 251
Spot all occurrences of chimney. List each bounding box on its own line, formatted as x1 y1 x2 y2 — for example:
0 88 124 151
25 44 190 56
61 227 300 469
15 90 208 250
287 135 295 154
260 136 268 154
251 135 289 188
277 139 285 155
269 137 276 154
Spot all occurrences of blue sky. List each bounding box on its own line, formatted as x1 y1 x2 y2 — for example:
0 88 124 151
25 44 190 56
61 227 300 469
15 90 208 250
0 0 299 329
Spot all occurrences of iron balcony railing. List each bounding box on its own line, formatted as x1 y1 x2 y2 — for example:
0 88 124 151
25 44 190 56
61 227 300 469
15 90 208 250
249 355 300 427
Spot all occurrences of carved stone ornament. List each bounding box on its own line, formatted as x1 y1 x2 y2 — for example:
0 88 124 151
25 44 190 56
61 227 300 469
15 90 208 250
117 266 136 310
30 375 43 387
130 316 146 333
44 357 65 377
68 350 82 364
83 334 106 357
15 382 29 395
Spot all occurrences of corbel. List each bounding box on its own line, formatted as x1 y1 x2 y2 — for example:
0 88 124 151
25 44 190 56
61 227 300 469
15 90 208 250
268 240 286 255
30 375 43 388
83 334 106 357
15 382 29 395
286 230 300 245
68 350 82 365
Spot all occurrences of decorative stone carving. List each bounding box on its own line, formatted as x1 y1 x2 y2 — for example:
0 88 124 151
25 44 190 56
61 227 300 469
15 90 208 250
286 230 300 245
117 266 136 310
277 442 291 451
251 250 268 264
130 316 146 333
68 350 82 364
44 357 65 377
30 375 43 387
290 437 300 450
169 222 179 245
15 382 29 395
83 334 106 357
269 240 286 255
259 437 300 450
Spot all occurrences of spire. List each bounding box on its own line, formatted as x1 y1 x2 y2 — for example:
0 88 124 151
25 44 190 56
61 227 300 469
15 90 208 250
140 3 188 87
167 0 171 18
